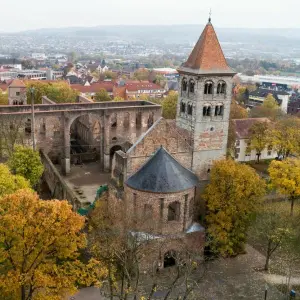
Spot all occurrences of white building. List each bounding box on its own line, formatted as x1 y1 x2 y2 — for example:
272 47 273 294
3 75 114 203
233 118 277 162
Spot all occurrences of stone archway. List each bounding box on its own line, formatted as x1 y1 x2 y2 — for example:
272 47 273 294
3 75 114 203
110 145 123 169
164 250 177 268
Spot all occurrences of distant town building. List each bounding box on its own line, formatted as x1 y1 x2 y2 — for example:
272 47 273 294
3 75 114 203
288 94 300 115
8 79 27 105
233 118 277 162
248 88 289 112
153 68 179 79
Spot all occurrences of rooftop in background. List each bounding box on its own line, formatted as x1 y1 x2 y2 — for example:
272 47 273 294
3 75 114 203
178 21 235 75
126 146 198 193
153 68 178 74
8 78 26 88
233 118 270 139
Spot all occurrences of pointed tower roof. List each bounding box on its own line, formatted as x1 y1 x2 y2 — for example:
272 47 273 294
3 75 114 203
126 146 198 193
8 79 26 88
178 21 235 75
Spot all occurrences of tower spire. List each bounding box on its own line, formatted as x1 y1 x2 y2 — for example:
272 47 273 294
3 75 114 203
208 9 212 23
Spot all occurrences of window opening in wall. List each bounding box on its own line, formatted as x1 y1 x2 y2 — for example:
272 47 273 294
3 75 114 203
123 112 130 128
16 92 20 96
217 81 226 94
168 201 180 221
144 204 153 220
112 137 117 142
204 81 213 95
215 105 224 116
203 105 211 117
180 102 186 113
187 104 193 115
147 112 154 128
136 111 142 128
25 118 31 135
189 79 195 93
182 78 187 92
111 113 117 128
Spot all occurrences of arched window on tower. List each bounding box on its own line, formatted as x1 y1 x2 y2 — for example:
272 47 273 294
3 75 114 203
147 112 154 128
189 79 195 94
203 104 211 117
217 81 226 95
180 101 186 113
204 81 213 95
215 104 224 116
187 103 193 115
182 78 188 93
168 201 180 221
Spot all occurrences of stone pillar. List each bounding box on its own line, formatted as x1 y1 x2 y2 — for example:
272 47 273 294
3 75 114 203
62 113 71 175
99 114 105 171
142 111 148 129
103 113 111 172
160 198 164 234
183 195 188 232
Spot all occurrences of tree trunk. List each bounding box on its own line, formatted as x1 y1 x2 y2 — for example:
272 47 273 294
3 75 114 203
257 153 261 163
108 263 114 300
290 197 295 217
21 285 26 300
264 254 270 271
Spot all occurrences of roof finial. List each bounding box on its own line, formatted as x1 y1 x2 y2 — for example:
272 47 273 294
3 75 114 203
208 9 212 23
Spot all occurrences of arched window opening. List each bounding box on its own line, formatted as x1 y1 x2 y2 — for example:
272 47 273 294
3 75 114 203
187 104 193 115
25 118 31 135
182 78 187 92
144 204 153 220
180 102 186 113
217 81 226 94
111 113 117 128
189 79 195 94
168 201 180 221
147 112 154 128
203 105 211 117
204 81 213 95
164 250 177 268
215 105 224 116
112 137 117 142
123 112 130 128
136 111 142 128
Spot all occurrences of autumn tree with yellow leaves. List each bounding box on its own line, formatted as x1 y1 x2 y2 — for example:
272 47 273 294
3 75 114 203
269 158 300 216
203 159 266 257
0 164 30 197
0 189 107 300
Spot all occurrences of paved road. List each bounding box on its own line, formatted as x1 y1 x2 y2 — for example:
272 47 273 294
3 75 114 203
69 287 107 300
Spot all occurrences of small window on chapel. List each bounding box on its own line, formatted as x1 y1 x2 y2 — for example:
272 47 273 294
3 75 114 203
187 104 193 115
168 201 180 221
180 102 186 113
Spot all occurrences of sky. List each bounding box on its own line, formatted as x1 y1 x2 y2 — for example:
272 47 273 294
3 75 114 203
2 0 299 32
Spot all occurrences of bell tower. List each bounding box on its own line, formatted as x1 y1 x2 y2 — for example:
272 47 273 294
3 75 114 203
176 18 236 180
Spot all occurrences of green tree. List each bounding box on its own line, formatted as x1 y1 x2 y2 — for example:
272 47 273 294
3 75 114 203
250 203 296 271
133 69 150 81
0 164 30 197
113 96 124 102
162 91 178 119
270 117 300 159
8 145 44 187
263 94 279 109
104 70 117 80
269 158 300 216
249 121 270 163
94 88 111 102
203 159 266 257
0 189 107 300
0 89 8 105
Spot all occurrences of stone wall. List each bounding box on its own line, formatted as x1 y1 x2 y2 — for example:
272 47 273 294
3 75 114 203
40 150 81 210
125 118 193 180
124 185 195 236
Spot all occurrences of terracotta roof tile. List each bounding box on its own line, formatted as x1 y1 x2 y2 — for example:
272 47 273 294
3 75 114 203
8 79 26 88
179 22 234 74
71 82 114 93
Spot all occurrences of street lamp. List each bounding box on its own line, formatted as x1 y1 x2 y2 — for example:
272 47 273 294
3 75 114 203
30 87 36 151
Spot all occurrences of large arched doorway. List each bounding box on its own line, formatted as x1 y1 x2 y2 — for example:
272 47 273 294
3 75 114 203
164 250 177 268
69 114 102 166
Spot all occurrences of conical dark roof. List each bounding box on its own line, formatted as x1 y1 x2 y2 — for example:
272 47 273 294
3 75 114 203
126 147 198 193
